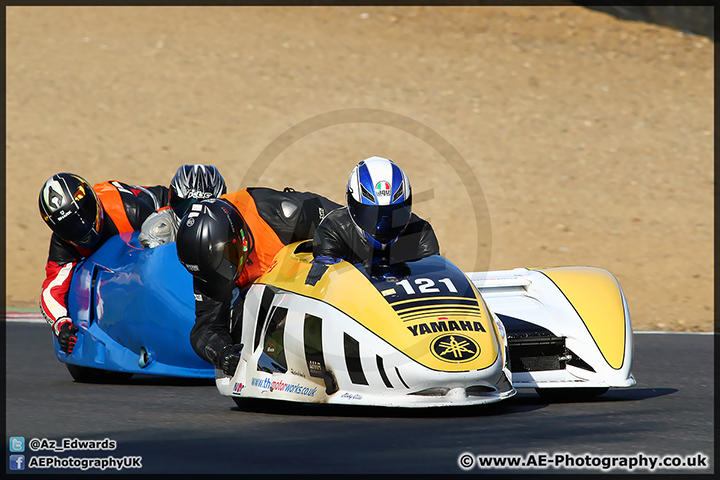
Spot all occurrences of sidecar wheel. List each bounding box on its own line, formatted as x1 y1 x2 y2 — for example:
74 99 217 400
65 364 134 383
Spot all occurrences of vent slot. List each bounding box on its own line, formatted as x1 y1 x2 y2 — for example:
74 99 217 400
395 367 410 389
376 355 393 388
466 385 497 396
508 336 566 372
344 333 368 385
409 387 450 397
253 287 276 351
89 265 101 325
304 314 326 379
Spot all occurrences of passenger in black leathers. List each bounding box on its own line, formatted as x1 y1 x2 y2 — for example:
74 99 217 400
176 188 341 374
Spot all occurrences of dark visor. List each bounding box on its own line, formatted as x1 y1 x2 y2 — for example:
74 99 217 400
52 196 100 245
170 192 201 219
350 200 411 243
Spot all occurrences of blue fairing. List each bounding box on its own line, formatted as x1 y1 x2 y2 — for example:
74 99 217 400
57 232 214 378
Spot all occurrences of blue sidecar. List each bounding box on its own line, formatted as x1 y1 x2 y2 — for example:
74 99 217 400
57 232 215 381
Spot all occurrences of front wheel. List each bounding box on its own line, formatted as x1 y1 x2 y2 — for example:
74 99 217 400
535 387 609 401
65 364 134 383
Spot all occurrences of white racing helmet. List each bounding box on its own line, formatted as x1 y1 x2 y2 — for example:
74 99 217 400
346 156 412 249
168 164 227 219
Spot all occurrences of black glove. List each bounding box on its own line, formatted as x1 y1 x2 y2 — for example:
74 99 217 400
305 256 340 286
53 317 79 354
218 343 243 375
305 262 329 286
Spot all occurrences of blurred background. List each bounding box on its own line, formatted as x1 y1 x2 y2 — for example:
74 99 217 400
5 6 713 331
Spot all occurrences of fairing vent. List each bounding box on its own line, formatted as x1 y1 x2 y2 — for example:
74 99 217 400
409 387 450 397
507 336 567 372
466 385 497 396
409 385 497 397
89 265 101 326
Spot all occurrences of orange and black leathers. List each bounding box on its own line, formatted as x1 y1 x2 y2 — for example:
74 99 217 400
126 183 169 211
40 181 158 326
189 187 341 367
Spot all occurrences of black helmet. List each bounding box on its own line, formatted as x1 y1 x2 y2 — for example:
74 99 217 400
346 156 412 249
39 173 104 248
168 164 227 219
176 198 248 286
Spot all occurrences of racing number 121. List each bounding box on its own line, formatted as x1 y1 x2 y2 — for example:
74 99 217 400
396 278 458 295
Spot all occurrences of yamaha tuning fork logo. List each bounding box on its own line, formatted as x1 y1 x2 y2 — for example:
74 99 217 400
431 334 480 362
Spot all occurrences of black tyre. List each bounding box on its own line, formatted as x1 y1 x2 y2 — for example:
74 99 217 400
65 364 134 383
232 396 304 414
535 387 609 401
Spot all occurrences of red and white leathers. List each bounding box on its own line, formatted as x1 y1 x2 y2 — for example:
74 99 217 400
39 181 164 329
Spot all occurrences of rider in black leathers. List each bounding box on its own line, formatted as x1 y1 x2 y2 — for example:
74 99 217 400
310 156 439 281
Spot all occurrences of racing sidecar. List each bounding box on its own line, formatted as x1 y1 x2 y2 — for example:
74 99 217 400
216 241 634 407
60 232 215 381
60 232 634 408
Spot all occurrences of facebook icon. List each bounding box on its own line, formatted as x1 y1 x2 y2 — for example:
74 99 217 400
9 454 25 470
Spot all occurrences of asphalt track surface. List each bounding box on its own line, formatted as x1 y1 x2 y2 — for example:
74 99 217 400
5 323 714 474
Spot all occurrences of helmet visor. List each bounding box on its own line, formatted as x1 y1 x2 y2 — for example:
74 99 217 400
171 197 201 219
350 200 412 244
169 188 202 219
53 195 102 247
215 240 245 282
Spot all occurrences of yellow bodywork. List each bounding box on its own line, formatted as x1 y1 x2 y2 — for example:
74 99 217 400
539 267 627 369
257 243 500 372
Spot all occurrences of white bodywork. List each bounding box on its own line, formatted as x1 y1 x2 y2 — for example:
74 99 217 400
217 266 634 407
216 285 516 407
469 268 635 390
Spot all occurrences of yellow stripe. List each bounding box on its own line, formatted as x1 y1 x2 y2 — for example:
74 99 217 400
397 304 482 314
539 267 627 369
400 309 484 321
389 296 477 307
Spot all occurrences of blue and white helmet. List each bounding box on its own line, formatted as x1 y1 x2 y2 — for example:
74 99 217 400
346 156 412 249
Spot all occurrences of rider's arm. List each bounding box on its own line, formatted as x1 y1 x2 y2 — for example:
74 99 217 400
189 277 236 367
39 234 82 326
388 215 441 264
416 218 441 258
133 184 169 210
312 210 351 263
121 190 157 231
312 229 347 263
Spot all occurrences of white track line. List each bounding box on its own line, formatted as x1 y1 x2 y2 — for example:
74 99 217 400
4 313 46 324
633 330 714 335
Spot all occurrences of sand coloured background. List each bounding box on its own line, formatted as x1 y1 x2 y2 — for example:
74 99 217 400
5 6 714 331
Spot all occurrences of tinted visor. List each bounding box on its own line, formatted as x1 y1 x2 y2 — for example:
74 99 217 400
349 198 412 244
215 240 245 282
53 196 102 247
169 189 202 218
